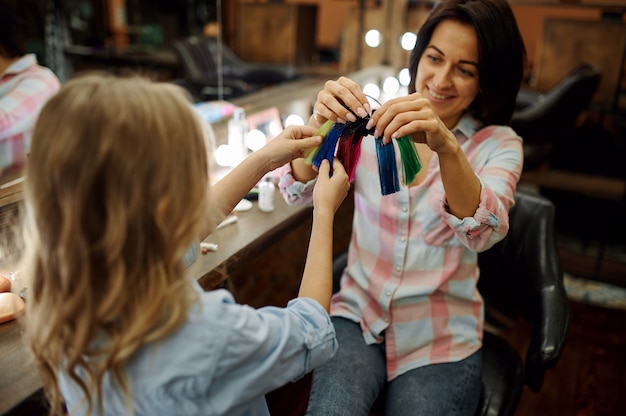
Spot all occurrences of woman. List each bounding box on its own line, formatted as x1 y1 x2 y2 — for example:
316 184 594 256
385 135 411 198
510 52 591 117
279 0 527 414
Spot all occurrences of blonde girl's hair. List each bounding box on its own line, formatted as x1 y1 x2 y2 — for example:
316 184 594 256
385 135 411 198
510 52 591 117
21 74 211 415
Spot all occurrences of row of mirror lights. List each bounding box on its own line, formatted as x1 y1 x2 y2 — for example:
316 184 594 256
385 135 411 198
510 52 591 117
365 30 417 52
214 71 412 168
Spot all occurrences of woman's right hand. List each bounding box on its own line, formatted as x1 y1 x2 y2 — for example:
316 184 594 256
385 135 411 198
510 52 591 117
311 77 372 128
313 159 350 216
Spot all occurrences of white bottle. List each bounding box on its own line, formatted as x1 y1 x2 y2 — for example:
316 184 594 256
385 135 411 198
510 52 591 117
258 177 275 212
228 108 248 166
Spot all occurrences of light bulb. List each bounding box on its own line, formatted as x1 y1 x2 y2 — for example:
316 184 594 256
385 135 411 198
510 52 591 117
398 68 411 86
284 114 305 127
365 30 381 48
363 83 381 100
401 32 417 51
383 76 400 96
245 129 267 152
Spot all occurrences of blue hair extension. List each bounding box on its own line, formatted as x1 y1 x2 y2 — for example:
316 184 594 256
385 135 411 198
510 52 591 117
312 122 347 170
375 138 400 195
304 119 335 164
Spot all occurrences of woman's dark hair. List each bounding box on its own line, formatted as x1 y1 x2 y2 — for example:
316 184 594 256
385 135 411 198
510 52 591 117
0 0 26 58
408 0 527 126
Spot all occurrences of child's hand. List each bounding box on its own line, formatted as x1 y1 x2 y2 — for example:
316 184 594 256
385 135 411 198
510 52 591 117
256 125 323 172
313 159 350 216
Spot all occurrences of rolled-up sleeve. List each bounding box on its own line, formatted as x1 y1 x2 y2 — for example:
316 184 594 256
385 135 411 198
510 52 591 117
277 163 316 206
441 176 512 252
432 126 522 252
214 296 337 399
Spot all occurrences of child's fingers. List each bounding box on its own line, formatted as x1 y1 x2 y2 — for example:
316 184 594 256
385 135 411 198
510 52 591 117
330 158 347 177
287 125 319 139
318 159 331 177
297 135 323 150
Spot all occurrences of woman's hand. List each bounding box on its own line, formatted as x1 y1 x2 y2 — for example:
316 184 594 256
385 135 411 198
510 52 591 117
365 93 457 155
311 77 372 127
255 125 323 172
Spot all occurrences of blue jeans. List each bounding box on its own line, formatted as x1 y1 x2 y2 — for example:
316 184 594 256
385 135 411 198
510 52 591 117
306 317 483 416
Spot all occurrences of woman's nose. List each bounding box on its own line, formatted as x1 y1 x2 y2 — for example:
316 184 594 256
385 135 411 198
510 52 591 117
434 68 452 89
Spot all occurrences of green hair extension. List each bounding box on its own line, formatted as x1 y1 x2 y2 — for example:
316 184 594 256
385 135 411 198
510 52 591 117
304 119 335 164
396 135 421 185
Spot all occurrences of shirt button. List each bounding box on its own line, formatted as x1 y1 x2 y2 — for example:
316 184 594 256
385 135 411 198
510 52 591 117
307 335 313 345
402 206 408 212
384 317 389 323
385 290 392 297
400 237 406 242
395 266 401 272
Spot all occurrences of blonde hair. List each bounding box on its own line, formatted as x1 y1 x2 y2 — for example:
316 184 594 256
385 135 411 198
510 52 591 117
21 74 211 415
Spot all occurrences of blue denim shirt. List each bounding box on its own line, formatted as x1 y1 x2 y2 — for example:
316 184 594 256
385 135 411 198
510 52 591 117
59 281 337 415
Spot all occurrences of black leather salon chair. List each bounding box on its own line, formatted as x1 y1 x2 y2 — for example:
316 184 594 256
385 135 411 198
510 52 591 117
171 35 299 101
332 191 571 416
511 63 601 171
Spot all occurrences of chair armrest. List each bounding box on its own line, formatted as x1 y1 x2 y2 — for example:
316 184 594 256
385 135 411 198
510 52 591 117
525 283 571 391
332 250 348 295
515 88 544 111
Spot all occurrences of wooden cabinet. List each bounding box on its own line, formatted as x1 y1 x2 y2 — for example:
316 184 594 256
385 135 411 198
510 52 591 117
237 3 318 65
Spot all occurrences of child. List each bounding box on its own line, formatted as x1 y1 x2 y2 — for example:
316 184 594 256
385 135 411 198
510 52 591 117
21 74 350 415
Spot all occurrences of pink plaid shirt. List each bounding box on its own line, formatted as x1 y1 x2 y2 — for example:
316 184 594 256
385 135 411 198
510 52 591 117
279 114 522 380
0 54 60 171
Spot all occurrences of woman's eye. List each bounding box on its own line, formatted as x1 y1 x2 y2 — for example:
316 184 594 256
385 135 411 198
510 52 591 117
427 54 440 63
459 67 475 77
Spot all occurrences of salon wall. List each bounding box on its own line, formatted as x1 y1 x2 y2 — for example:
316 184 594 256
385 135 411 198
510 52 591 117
510 4 601 70
239 0 358 49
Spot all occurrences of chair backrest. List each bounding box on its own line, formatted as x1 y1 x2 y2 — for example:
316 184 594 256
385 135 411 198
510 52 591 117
510 63 601 146
477 191 571 391
172 35 251 81
172 35 219 82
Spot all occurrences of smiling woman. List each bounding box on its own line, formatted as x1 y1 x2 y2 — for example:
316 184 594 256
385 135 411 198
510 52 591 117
279 0 528 414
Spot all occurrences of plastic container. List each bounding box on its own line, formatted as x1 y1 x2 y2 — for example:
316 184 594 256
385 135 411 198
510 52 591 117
258 177 275 212
228 108 248 165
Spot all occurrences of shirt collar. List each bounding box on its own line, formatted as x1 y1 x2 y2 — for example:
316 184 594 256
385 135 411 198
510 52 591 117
3 54 38 76
452 112 482 143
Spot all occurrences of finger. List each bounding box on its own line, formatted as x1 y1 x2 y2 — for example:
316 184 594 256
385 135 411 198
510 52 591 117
312 101 335 124
330 159 350 196
367 94 426 131
330 158 347 178
295 135 323 152
318 89 354 123
336 77 371 116
321 79 368 122
288 125 319 139
318 158 331 177
365 97 404 133
377 101 429 144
